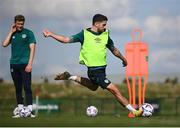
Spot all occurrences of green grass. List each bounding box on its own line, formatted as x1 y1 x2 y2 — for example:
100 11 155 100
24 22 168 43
1 83 180 127
0 113 180 127
1 83 180 99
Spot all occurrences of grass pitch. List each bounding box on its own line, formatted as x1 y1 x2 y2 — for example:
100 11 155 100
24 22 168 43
0 113 180 127
1 83 180 127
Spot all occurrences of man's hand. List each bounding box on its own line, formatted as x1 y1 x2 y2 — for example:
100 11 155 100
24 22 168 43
111 47 128 67
11 24 17 33
43 29 52 37
25 64 32 73
122 59 128 67
2 24 17 47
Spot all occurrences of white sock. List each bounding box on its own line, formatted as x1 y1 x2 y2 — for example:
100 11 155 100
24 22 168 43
27 105 33 112
68 75 77 81
126 104 136 112
18 104 24 108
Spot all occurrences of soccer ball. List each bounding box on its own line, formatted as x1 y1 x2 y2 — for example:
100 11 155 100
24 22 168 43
19 107 31 117
13 107 20 116
86 106 98 117
140 103 154 117
13 107 19 116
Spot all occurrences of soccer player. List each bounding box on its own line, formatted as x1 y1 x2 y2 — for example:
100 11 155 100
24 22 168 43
43 14 142 116
2 15 36 118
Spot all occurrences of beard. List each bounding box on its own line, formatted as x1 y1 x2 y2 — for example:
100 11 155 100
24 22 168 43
98 28 106 33
16 27 23 31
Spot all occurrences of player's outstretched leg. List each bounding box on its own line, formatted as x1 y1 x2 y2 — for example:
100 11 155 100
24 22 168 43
106 83 142 117
54 71 98 91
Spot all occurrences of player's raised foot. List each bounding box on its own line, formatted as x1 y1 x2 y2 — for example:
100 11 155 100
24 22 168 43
54 71 71 80
132 108 143 117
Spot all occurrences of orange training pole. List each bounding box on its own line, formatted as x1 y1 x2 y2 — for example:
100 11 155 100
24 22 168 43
125 28 148 118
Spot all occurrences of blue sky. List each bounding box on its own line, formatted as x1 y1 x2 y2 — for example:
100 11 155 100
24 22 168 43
0 0 180 82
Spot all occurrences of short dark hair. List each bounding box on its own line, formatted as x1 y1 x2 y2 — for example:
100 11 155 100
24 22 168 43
14 15 25 22
92 14 108 25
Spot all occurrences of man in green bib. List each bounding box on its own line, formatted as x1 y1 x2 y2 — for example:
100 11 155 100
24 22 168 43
2 15 36 118
43 14 142 117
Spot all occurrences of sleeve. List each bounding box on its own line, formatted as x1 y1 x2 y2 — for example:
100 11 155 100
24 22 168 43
106 36 115 52
69 30 84 44
28 30 36 44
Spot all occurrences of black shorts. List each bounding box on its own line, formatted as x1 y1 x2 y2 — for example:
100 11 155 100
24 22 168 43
87 66 111 89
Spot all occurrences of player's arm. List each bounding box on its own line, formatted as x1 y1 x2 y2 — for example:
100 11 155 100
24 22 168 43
107 37 128 67
112 47 128 67
43 29 71 43
25 43 36 73
2 24 16 47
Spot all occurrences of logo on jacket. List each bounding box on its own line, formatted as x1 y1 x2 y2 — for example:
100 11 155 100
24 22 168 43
22 34 27 38
94 38 101 43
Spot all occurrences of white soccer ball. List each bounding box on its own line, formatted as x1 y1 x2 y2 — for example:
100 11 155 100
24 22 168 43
141 103 154 117
13 107 20 116
19 107 31 117
86 106 98 117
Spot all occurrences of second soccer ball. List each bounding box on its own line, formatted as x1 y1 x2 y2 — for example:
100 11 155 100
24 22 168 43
86 106 98 117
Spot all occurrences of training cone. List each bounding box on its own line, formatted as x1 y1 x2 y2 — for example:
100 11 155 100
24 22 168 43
128 112 135 118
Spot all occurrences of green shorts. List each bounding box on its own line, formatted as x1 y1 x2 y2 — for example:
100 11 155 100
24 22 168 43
87 66 111 89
